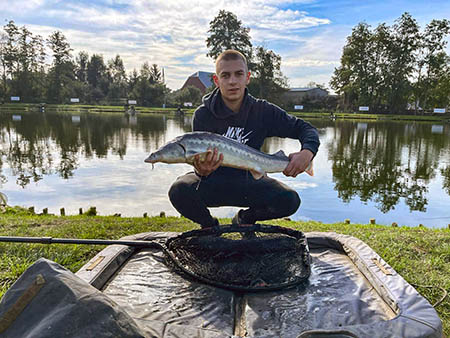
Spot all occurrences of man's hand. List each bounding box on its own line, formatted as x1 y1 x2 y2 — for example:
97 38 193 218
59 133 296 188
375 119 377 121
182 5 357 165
283 149 314 177
193 147 224 177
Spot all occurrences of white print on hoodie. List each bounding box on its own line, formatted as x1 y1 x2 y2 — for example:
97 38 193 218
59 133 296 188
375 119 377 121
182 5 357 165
222 127 253 144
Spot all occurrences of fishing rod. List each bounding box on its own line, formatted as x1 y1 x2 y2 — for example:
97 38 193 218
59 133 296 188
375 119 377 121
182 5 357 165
0 236 162 248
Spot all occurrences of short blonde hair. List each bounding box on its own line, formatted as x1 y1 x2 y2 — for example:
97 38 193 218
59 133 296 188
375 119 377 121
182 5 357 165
215 50 248 71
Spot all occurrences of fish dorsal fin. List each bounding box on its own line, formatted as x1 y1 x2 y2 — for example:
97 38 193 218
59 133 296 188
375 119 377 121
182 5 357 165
271 150 289 160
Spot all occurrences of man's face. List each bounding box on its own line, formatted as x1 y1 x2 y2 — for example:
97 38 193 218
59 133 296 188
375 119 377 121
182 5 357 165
213 58 250 104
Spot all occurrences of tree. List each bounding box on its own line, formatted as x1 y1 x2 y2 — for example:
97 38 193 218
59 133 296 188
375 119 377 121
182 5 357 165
107 55 128 101
206 10 253 64
149 63 162 84
129 62 167 106
330 22 378 111
75 51 89 83
47 31 75 103
87 54 108 102
383 13 420 113
248 46 288 105
331 13 430 114
2 20 46 102
170 86 202 107
413 19 450 111
128 69 139 94
0 31 8 100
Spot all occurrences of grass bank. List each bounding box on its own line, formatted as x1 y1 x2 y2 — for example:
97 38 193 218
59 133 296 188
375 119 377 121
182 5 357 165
0 206 448 335
2 103 450 122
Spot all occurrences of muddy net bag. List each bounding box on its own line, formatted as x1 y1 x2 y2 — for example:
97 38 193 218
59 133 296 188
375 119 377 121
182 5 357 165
164 224 311 292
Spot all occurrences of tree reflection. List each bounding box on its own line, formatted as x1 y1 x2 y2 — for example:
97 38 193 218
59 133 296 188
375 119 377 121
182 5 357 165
1 111 449 216
328 121 448 213
442 166 450 196
0 112 169 188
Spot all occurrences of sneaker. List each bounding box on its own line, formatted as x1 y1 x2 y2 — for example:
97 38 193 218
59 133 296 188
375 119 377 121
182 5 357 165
232 211 256 239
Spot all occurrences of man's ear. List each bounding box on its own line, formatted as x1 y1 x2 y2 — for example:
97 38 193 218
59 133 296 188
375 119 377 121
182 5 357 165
246 71 251 85
213 74 219 87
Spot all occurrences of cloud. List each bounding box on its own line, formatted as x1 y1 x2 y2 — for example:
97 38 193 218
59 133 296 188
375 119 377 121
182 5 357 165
0 0 44 12
1 0 336 89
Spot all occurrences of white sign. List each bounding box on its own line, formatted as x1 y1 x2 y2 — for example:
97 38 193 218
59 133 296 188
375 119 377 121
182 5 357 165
433 108 446 113
72 116 81 123
294 105 304 110
128 100 137 105
70 98 80 103
359 106 369 112
11 96 20 101
183 102 193 107
12 115 21 121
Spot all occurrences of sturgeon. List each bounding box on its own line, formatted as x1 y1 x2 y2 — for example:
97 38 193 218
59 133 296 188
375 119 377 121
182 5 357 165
144 132 313 179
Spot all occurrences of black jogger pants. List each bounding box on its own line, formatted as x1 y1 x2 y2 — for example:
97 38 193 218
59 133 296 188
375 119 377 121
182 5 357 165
168 171 300 228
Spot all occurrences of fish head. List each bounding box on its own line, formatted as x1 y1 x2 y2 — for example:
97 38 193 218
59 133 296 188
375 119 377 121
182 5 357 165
144 141 186 164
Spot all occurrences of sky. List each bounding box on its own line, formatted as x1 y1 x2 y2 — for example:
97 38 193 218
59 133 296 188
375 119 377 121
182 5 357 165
1 0 449 91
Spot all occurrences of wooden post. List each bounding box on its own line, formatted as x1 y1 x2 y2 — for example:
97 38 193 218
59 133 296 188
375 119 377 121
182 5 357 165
42 208 48 215
369 218 375 225
143 212 148 218
345 219 350 224
79 208 83 215
391 222 398 227
160 211 166 218
60 208 65 216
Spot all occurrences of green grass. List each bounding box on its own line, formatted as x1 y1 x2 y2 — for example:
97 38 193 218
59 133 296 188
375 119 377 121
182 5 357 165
0 206 448 335
289 111 450 122
0 103 192 114
2 103 449 121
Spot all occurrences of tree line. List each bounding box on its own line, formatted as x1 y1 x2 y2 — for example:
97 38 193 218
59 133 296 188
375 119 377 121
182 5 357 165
331 13 450 113
0 12 290 108
0 20 175 106
2 12 448 113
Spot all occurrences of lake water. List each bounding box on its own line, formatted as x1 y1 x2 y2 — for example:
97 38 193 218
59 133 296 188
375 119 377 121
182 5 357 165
1 111 449 228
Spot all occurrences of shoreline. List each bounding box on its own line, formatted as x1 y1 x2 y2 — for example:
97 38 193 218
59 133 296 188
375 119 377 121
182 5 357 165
1 102 449 122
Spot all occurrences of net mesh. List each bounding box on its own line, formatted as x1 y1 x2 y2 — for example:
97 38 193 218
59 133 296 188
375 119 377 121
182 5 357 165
164 224 311 292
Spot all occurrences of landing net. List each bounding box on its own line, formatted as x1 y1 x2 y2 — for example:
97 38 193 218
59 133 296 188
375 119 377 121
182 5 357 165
164 224 311 292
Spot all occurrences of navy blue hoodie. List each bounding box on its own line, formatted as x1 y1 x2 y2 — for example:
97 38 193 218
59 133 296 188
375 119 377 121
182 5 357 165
192 87 320 176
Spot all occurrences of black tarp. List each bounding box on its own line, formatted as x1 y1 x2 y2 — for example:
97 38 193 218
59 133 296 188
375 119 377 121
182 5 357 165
0 258 145 338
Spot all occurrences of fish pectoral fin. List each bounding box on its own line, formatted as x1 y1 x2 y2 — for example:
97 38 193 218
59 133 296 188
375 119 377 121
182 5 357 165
249 169 265 180
185 150 212 162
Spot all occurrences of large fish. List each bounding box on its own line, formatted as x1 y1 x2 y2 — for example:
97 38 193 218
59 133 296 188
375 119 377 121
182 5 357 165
145 132 313 179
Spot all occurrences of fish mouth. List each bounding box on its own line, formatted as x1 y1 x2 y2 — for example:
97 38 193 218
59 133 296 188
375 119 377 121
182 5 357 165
144 154 156 163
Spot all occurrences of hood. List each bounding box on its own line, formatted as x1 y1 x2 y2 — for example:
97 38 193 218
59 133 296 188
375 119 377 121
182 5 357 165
202 87 252 120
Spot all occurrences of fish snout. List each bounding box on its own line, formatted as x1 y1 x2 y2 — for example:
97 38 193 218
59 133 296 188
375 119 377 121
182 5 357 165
144 153 158 163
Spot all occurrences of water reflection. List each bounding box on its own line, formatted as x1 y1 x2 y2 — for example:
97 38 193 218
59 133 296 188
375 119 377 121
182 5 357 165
0 111 449 227
326 121 448 213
